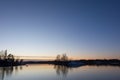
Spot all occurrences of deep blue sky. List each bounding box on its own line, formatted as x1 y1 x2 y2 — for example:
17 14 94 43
0 0 120 59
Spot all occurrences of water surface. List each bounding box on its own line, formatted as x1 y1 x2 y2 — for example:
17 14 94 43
0 64 120 80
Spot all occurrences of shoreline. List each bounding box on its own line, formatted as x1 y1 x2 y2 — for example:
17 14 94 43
0 59 120 67
23 59 120 67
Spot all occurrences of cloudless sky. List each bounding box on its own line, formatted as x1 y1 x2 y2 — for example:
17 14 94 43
0 0 120 59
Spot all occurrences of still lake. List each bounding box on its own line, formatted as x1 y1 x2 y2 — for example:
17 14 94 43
0 64 120 80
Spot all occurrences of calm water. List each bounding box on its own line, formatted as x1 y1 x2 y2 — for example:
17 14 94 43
0 64 120 80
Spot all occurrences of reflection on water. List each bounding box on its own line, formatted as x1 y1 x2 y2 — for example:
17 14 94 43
54 65 69 77
0 65 120 80
0 66 22 80
54 65 74 78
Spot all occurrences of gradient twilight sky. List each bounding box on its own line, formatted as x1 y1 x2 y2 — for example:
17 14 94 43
0 0 120 59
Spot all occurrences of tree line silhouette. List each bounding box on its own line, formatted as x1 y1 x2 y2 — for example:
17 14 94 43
0 50 23 67
0 50 119 67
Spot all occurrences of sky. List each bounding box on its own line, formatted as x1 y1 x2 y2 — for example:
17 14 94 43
0 0 120 59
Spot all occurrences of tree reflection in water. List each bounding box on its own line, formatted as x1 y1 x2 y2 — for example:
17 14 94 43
0 66 22 80
54 65 72 77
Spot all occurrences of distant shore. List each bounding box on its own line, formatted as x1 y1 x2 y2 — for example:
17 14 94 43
23 59 120 68
0 59 120 67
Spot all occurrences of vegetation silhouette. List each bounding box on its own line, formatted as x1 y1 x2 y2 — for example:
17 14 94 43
1 50 119 68
54 54 120 68
23 54 120 68
0 50 23 67
55 54 68 61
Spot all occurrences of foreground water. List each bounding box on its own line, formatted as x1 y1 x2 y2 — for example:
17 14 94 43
0 64 120 80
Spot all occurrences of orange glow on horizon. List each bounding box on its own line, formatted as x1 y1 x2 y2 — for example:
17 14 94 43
14 55 120 61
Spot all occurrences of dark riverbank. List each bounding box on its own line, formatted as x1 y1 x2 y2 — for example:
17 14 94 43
0 59 120 67
0 51 119 67
23 59 120 67
0 50 24 67
0 59 24 67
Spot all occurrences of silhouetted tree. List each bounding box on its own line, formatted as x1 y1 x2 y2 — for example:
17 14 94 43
55 54 68 61
8 54 14 60
19 59 23 64
61 54 68 61
4 50 7 60
0 50 24 66
56 54 61 61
